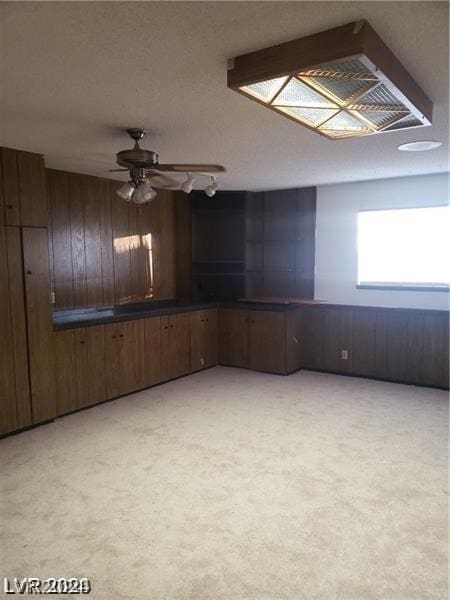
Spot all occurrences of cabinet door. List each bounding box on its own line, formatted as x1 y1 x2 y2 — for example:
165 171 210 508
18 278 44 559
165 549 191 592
144 317 163 386
22 227 56 423
54 329 78 416
249 311 286 374
218 308 249 367
105 321 135 399
0 226 32 434
134 318 162 390
170 312 190 379
286 308 306 373
161 313 190 381
85 325 106 406
54 325 106 414
190 309 218 372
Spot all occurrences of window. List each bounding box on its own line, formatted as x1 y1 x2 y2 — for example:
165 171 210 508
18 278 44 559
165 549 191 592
357 206 450 290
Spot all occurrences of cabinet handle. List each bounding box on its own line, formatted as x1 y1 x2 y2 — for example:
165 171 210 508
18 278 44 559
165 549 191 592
6 204 13 209
119 334 124 338
170 324 174 328
112 335 116 339
80 340 85 345
164 326 169 329
26 270 32 275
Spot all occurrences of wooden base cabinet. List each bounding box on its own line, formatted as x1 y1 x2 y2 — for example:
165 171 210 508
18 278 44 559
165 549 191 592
161 313 190 381
134 317 163 390
219 307 302 374
190 309 218 372
105 321 136 399
248 311 286 373
54 325 107 415
218 308 249 368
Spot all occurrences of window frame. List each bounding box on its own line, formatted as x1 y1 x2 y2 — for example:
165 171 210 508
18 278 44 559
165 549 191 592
356 204 450 292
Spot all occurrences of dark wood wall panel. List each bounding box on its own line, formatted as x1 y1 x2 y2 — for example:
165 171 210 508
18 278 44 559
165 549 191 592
48 170 73 307
47 169 178 310
84 177 104 307
17 152 47 226
422 313 449 388
99 180 115 305
111 180 132 304
69 174 88 307
303 305 449 389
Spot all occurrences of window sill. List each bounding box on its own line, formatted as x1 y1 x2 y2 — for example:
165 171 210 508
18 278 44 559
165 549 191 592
357 284 450 292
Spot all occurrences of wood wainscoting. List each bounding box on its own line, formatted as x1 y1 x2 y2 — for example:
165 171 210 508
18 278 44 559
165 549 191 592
296 305 449 388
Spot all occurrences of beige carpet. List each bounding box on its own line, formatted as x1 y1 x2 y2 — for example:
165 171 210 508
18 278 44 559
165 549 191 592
0 367 448 600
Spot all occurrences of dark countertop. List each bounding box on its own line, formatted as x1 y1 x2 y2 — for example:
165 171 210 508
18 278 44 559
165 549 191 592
52 299 305 330
53 301 218 330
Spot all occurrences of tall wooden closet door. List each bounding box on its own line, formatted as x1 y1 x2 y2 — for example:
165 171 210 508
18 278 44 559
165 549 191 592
22 227 56 423
0 226 32 434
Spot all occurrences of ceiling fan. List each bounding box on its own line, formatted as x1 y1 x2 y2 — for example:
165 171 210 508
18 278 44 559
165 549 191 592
110 128 226 204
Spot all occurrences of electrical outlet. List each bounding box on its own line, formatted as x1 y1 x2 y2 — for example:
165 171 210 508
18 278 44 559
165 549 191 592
200 357 205 366
50 291 56 304
341 349 348 360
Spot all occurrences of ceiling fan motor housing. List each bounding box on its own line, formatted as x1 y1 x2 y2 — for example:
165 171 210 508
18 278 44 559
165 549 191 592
116 148 158 169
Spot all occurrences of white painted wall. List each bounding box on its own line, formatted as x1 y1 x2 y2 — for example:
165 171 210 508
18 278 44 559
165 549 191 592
314 173 449 310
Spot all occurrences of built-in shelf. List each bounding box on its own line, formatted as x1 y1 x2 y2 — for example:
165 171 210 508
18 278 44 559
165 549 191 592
190 190 247 301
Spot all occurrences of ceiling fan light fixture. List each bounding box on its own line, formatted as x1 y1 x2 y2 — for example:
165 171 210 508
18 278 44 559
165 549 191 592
205 176 218 198
112 129 226 203
116 181 135 202
181 172 195 194
134 180 157 203
228 21 432 140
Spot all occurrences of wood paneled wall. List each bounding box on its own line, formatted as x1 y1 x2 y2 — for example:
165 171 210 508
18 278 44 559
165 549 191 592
47 169 177 310
299 305 449 389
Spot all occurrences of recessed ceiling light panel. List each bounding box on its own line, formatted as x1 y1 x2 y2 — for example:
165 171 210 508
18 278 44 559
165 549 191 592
228 21 432 140
398 141 442 152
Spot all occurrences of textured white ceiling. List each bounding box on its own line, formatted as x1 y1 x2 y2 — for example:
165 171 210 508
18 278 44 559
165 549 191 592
0 1 448 190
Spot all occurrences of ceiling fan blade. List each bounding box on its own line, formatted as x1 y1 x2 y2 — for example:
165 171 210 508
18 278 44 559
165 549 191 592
154 164 226 173
146 172 180 188
108 168 129 172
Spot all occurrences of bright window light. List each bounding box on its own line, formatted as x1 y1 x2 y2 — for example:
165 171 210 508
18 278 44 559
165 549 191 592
357 206 450 288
